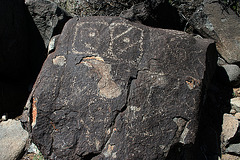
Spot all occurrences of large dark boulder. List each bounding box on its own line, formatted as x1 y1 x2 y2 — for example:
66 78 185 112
0 0 46 118
183 0 240 63
26 0 72 48
25 17 217 159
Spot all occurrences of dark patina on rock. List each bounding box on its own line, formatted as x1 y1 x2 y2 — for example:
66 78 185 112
26 16 215 159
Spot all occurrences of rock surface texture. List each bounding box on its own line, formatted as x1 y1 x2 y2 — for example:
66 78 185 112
0 119 29 160
222 96 240 156
26 17 216 159
189 0 240 63
51 0 144 17
26 0 71 48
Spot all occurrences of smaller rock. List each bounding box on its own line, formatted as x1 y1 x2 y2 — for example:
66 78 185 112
230 109 237 114
231 97 240 112
0 119 29 160
217 57 227 66
222 154 240 160
120 2 149 23
222 64 240 87
28 143 40 154
1 114 7 121
226 143 240 155
48 34 60 54
233 88 240 97
26 0 71 48
235 113 240 120
189 0 240 63
221 114 239 144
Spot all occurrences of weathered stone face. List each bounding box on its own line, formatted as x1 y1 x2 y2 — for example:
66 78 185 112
27 16 215 159
188 0 240 64
26 0 71 48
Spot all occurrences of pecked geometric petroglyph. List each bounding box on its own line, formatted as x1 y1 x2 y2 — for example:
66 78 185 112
72 21 144 65
108 22 144 64
80 56 122 99
72 21 109 55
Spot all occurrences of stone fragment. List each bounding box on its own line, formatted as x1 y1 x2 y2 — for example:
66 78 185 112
28 143 40 154
222 154 240 160
189 0 240 63
26 0 71 48
231 97 240 112
48 34 60 54
235 113 240 120
230 109 237 114
222 64 240 87
221 114 239 144
226 143 240 155
0 119 29 160
26 16 216 159
233 88 240 97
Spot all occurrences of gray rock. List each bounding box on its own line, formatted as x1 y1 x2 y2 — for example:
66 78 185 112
26 0 71 48
231 97 240 112
221 114 239 145
189 0 240 63
0 119 29 160
226 143 240 155
120 2 150 23
27 143 40 154
26 16 216 159
48 34 60 54
222 64 240 87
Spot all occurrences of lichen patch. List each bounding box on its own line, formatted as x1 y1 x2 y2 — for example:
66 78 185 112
53 56 66 66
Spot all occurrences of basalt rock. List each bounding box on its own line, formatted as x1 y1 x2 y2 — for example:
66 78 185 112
51 0 144 17
25 17 217 159
26 0 72 48
188 0 240 63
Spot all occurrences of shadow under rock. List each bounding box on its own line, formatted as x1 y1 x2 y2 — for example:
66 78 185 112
195 66 232 160
0 0 46 118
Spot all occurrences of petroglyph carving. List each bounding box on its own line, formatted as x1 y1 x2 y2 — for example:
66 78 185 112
72 21 144 65
139 70 168 88
80 56 121 99
108 22 144 63
72 22 109 55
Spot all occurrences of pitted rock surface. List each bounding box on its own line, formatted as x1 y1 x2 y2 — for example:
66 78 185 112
27 17 215 159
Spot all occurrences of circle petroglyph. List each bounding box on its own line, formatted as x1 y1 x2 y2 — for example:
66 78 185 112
89 32 96 37
71 21 145 66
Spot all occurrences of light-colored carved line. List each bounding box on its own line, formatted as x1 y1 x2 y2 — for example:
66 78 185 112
82 56 104 62
72 21 109 52
111 27 133 41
